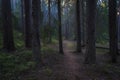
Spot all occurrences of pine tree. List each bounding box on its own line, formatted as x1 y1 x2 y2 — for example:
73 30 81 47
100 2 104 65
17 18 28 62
1 0 15 52
32 0 42 66
84 0 96 64
24 0 32 48
76 0 82 53
58 0 64 54
109 0 118 63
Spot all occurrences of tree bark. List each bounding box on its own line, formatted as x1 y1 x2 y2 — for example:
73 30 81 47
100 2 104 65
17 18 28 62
24 0 32 48
81 0 86 46
21 0 25 32
1 0 15 52
109 0 118 63
58 0 64 54
76 0 82 53
84 0 96 64
32 0 42 65
48 0 52 43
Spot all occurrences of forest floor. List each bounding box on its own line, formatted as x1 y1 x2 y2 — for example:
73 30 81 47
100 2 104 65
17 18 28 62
22 40 120 80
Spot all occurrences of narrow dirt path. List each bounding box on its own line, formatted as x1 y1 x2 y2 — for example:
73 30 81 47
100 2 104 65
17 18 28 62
62 40 83 80
63 51 80 80
62 40 120 80
23 40 120 80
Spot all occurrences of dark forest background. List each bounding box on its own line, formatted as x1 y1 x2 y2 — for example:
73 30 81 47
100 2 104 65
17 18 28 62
0 0 120 80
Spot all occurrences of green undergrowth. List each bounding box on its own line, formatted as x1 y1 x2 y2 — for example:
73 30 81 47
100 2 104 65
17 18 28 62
0 31 3 48
96 48 108 54
14 31 24 49
0 30 24 49
0 50 35 80
93 64 120 79
0 44 59 80
101 64 120 75
85 63 120 80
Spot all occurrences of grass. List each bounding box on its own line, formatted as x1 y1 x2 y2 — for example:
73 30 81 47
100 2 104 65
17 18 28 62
0 45 59 80
0 50 35 80
14 30 24 49
96 48 109 54
43 67 53 77
101 64 120 74
0 30 24 49
0 31 3 48
0 30 59 80
1 30 120 80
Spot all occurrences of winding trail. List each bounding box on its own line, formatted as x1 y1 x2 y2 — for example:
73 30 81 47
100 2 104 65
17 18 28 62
62 40 83 80
61 40 120 80
23 40 120 80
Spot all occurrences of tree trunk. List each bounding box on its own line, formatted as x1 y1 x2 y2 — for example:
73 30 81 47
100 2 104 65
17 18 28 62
24 0 32 48
83 0 87 47
48 0 52 43
76 0 82 53
81 0 86 46
117 0 120 55
21 0 25 33
58 0 64 54
32 0 42 66
84 0 96 64
1 0 15 52
109 0 118 63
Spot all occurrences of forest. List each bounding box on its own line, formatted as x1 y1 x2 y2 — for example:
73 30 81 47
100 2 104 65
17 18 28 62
0 0 120 80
